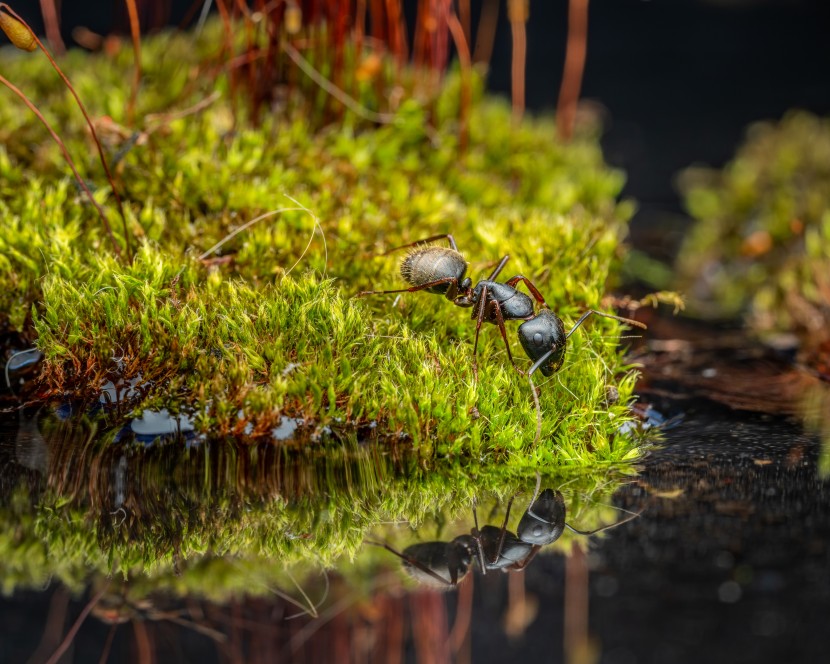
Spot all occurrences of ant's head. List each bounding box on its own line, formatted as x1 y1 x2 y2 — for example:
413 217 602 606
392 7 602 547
517 489 566 546
518 310 567 377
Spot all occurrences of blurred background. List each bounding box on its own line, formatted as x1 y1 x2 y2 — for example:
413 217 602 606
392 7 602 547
6 0 830 259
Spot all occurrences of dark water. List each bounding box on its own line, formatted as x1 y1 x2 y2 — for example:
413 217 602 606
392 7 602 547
1 394 827 664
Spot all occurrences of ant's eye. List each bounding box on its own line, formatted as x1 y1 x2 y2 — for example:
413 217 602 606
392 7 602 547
533 332 543 346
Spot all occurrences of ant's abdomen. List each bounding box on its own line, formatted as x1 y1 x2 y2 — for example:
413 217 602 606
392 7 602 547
400 247 467 294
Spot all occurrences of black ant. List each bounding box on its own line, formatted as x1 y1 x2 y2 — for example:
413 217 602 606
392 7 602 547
356 234 645 379
368 474 640 588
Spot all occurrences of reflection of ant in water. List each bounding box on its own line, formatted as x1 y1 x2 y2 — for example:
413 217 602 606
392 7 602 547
356 234 646 380
368 475 641 588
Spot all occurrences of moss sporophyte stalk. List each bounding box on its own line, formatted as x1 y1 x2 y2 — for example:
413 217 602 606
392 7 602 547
0 20 643 464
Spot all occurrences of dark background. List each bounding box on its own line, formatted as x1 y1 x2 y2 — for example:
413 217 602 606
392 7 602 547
5 0 830 255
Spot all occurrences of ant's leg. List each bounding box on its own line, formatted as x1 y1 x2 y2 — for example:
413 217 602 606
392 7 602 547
471 499 488 575
490 300 525 375
492 495 516 564
364 540 456 587
355 276 460 298
471 284 490 380
504 275 549 308
566 310 647 339
487 255 510 280
508 544 541 571
381 234 460 255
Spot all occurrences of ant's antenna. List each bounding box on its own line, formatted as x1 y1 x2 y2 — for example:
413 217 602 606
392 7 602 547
565 507 642 536
528 310 646 377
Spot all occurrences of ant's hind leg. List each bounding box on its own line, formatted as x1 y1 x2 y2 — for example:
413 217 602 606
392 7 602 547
505 275 549 308
355 276 460 298
381 234 460 255
364 540 457 587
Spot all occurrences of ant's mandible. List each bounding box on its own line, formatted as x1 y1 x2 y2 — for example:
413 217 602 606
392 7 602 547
356 234 645 378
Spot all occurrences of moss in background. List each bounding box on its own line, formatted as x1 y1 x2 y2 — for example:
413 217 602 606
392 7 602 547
677 112 830 344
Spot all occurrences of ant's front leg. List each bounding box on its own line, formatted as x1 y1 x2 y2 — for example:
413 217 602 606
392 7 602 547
471 284 491 381
490 300 526 376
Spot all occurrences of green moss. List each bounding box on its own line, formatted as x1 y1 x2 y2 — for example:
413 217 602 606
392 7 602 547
677 112 830 342
0 22 641 461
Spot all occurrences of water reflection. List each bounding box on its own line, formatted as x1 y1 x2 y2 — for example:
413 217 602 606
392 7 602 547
370 476 640 588
4 400 829 662
0 402 637 662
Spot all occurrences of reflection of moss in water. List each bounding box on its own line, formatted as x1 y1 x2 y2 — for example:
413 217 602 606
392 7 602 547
0 409 636 598
0 21 641 459
677 112 830 344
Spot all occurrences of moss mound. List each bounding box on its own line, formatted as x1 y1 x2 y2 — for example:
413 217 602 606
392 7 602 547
1 23 640 462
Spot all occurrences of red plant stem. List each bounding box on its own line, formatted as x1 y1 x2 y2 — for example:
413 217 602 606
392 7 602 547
124 0 142 127
214 0 238 128
0 73 121 257
557 0 590 142
0 4 131 260
508 0 527 122
446 7 471 153
435 0 451 73
355 0 366 55
458 0 470 47
234 0 258 123
38 0 64 54
412 0 425 67
370 0 385 44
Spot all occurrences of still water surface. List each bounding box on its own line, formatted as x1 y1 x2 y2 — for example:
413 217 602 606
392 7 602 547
0 398 827 664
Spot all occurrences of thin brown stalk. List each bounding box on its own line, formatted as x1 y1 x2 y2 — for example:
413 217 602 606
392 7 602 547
0 4 131 259
473 0 499 66
38 0 64 53
508 0 527 122
446 7 472 153
27 587 70 664
459 0 471 47
0 73 121 256
124 0 141 127
45 583 111 664
97 625 117 664
233 0 258 123
563 541 590 664
448 575 474 652
557 0 590 142
387 0 409 63
132 619 154 664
